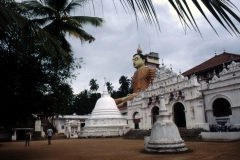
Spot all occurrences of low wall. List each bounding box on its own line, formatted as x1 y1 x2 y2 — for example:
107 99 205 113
0 130 12 142
200 132 240 141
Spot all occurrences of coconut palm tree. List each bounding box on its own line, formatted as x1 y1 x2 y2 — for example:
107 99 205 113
106 82 114 94
0 0 69 59
89 79 99 93
20 0 104 55
119 76 131 97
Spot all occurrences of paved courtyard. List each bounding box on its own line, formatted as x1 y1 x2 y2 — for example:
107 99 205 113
0 138 240 160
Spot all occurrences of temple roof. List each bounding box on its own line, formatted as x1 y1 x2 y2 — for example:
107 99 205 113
182 52 240 76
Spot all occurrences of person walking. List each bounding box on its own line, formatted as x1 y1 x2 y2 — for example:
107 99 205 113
25 130 31 147
47 128 53 145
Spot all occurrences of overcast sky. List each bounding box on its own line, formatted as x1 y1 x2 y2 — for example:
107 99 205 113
67 0 240 94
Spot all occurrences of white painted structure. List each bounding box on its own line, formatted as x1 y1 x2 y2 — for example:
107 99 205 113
65 118 81 138
126 60 240 132
126 65 209 131
145 95 187 152
201 61 240 129
53 114 88 134
79 85 129 137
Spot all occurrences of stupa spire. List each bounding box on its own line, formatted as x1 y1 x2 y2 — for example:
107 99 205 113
102 77 109 97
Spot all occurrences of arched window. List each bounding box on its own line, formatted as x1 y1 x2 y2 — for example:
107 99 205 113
213 98 232 117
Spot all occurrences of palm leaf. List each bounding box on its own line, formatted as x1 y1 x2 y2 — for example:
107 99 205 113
31 17 52 26
61 21 95 43
69 16 104 27
22 0 56 17
123 0 160 30
168 0 240 36
63 0 88 14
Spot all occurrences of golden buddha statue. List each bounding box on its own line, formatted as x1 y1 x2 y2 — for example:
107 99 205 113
115 45 156 107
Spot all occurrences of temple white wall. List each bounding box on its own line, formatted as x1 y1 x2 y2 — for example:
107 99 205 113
202 61 240 129
126 66 209 131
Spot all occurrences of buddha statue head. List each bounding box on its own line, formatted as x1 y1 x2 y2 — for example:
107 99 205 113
132 53 146 70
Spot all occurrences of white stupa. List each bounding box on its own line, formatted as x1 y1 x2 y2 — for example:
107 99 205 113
145 95 188 152
79 84 127 138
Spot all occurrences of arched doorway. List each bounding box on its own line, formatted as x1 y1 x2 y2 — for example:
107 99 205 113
133 112 140 129
173 102 186 127
152 106 159 125
213 98 232 117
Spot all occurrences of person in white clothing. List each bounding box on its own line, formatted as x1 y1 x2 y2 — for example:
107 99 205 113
47 128 53 145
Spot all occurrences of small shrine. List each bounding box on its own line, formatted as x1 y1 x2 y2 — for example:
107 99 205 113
65 115 81 138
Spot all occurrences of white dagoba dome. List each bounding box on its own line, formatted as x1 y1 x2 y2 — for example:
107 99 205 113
79 83 128 138
90 85 123 119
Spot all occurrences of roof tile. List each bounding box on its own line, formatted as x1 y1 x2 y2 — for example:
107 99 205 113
182 52 240 76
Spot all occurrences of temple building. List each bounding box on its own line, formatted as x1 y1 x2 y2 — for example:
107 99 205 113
52 51 240 136
118 51 240 131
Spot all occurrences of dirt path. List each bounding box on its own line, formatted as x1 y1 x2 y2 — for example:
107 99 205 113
1 138 240 160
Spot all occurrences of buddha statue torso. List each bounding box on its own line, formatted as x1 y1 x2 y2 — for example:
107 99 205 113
132 66 155 93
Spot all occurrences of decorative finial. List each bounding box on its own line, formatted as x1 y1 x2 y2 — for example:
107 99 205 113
215 51 216 56
170 64 172 71
162 59 164 67
223 48 225 52
137 44 142 54
104 77 106 86
179 69 181 74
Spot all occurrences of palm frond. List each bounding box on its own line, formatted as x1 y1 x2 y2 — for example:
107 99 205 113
120 0 160 31
169 0 240 36
33 26 73 64
0 3 29 30
31 17 52 26
60 21 95 43
65 18 83 28
63 0 88 14
0 2 72 63
69 16 104 27
22 0 56 17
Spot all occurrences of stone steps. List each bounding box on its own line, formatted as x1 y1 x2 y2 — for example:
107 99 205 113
123 129 151 139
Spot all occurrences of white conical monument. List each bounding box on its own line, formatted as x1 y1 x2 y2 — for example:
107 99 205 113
79 83 127 138
145 95 188 152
